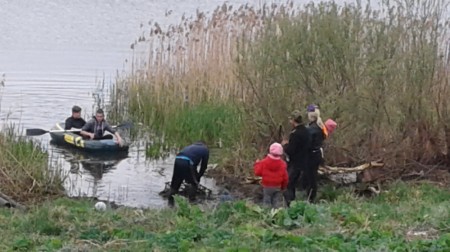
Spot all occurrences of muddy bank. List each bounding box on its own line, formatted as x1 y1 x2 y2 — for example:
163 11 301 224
206 164 450 203
207 169 263 202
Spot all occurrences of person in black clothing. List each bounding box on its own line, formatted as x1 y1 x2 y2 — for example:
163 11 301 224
65 105 86 130
282 110 311 207
168 141 209 206
305 109 326 203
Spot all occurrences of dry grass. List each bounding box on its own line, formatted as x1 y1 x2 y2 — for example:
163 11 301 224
0 127 63 203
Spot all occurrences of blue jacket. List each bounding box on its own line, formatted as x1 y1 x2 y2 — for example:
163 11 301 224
177 142 209 178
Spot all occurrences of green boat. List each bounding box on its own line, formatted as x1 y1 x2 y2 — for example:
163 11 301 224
49 122 129 152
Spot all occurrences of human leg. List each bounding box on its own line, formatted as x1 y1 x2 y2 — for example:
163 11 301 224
283 164 301 207
305 151 321 203
168 159 190 206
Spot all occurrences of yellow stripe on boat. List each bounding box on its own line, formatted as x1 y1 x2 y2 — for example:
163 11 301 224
63 131 85 148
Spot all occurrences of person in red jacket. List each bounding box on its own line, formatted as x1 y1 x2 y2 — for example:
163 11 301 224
254 142 288 208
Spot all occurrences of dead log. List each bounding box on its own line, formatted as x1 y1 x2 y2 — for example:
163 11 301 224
318 160 384 175
244 160 385 184
0 191 27 210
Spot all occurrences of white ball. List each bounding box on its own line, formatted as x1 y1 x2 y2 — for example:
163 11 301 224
94 202 107 211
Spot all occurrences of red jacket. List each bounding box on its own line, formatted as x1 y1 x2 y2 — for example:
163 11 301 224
254 156 288 189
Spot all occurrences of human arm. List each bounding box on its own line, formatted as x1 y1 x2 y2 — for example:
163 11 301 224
254 159 263 177
102 122 123 146
80 120 95 139
197 152 209 179
103 122 116 134
114 132 124 147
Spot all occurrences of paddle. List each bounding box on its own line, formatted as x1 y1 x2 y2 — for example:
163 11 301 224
26 122 133 136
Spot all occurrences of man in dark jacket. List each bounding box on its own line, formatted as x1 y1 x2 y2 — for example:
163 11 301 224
65 105 86 130
282 110 311 207
168 141 209 206
80 109 123 146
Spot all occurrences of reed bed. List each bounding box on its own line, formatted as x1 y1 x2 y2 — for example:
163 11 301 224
0 126 64 203
110 3 285 152
239 0 450 169
111 0 450 176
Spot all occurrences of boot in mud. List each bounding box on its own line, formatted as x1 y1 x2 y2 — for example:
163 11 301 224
187 184 198 203
168 188 177 207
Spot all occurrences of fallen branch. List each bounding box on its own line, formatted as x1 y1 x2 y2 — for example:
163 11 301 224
0 191 27 210
319 160 385 175
245 160 385 184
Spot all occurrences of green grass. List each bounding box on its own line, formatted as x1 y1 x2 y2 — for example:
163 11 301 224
0 181 448 251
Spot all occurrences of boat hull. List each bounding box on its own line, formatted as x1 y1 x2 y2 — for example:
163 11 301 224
49 123 129 153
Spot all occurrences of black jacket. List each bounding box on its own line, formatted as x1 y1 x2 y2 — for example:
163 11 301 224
283 124 311 168
65 117 86 130
307 122 325 151
177 142 209 178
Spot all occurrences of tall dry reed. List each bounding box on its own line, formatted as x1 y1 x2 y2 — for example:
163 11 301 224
111 0 450 176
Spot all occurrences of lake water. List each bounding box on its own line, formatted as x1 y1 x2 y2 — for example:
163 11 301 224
2 0 430 208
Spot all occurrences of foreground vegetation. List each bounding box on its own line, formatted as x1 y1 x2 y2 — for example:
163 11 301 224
0 127 63 203
111 0 450 176
0 182 448 251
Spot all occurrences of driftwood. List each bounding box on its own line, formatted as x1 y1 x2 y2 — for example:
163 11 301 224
318 160 385 175
0 191 27 210
245 160 385 184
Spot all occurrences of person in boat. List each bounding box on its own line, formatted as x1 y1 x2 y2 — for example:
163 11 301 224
168 141 209 206
65 105 86 130
281 110 311 207
80 108 124 146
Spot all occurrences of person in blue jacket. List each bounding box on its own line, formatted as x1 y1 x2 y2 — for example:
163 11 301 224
168 141 209 206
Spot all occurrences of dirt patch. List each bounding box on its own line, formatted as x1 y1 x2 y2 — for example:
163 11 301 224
207 169 262 202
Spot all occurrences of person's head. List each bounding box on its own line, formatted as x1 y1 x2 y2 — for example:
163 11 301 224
307 108 325 129
95 108 105 122
268 142 283 160
71 105 82 119
307 111 319 123
325 119 337 135
289 110 303 127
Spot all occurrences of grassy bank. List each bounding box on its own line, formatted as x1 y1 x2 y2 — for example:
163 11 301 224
0 127 63 203
111 0 450 177
0 181 448 251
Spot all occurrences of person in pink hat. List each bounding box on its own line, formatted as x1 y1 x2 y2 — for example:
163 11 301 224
254 142 288 208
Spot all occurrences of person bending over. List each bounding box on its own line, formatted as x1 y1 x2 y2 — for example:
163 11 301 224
168 141 209 206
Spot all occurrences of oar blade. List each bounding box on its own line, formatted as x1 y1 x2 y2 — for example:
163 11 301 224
26 128 49 136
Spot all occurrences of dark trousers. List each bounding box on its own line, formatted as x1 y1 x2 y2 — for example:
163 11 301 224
283 163 304 207
263 187 282 209
168 159 199 205
304 150 322 202
94 135 113 140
